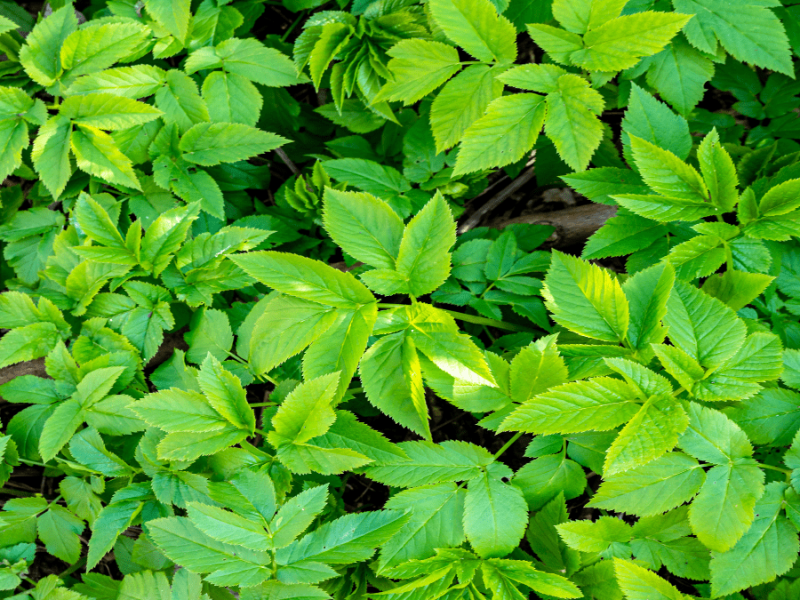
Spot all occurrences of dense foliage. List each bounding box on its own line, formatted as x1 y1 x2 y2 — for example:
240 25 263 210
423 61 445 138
1 0 800 598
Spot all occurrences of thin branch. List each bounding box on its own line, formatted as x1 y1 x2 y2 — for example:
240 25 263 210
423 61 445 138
458 165 537 234
274 147 301 176
490 203 617 248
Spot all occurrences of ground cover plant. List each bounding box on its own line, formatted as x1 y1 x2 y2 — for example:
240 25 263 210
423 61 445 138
2 0 800 598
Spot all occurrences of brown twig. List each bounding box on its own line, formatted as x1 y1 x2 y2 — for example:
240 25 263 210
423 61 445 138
489 203 617 248
458 165 537 234
274 148 301 176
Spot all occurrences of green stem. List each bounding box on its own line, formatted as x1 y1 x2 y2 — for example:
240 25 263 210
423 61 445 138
59 557 86 578
280 12 305 42
19 458 50 468
493 432 523 460
249 402 276 408
757 462 792 476
255 428 271 438
377 304 528 333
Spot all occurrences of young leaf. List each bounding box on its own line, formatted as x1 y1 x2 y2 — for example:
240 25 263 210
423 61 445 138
500 377 639 435
464 469 528 558
545 74 604 171
453 94 545 176
571 12 692 72
429 0 517 64
232 252 375 308
543 251 629 343
180 122 287 166
709 482 799 597
395 193 456 297
589 452 705 516
322 189 404 269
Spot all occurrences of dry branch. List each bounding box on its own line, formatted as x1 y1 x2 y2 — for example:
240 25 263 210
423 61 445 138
489 203 617 248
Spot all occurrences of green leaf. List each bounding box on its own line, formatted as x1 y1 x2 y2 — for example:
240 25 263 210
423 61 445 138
323 158 410 197
202 71 262 127
39 399 84 462
582 211 666 259
570 11 691 72
185 308 233 364
622 83 692 161
61 94 162 130
501 377 639 435
180 122 287 167
19 6 78 86
302 303 378 401
483 558 582 599
664 280 746 369
697 128 738 212
430 64 503 153
406 304 495 386
552 0 627 35
394 193 456 296
557 515 631 553
198 355 255 433
31 115 73 199
232 252 375 308
186 501 270 552
509 335 568 403
0 119 27 184
246 295 337 376
379 482 466 569
693 332 783 401
268 373 339 447
375 40 462 105
189 38 301 88
544 74 604 171
308 23 352 90
702 269 774 312
75 192 127 251
276 510 409 565
673 0 792 75
759 178 800 216
680 403 764 552
613 558 685 600
628 135 707 201
543 250 629 343
71 124 141 190
322 189 404 270
622 262 673 352
453 94 545 176
710 482 799 597
366 440 494 487
147 517 270 587
86 485 147 569
144 0 191 42
60 23 150 80
642 36 715 116
360 332 430 437
429 0 517 63
464 469 528 558
69 427 133 477
527 24 583 65
271 485 329 549
604 395 687 476
155 71 210 134
141 202 199 276
0 322 60 370
65 65 167 99
725 388 800 447
37 505 84 564
590 452 705 516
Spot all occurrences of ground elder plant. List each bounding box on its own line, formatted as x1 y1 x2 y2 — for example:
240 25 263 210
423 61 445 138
2 0 800 599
